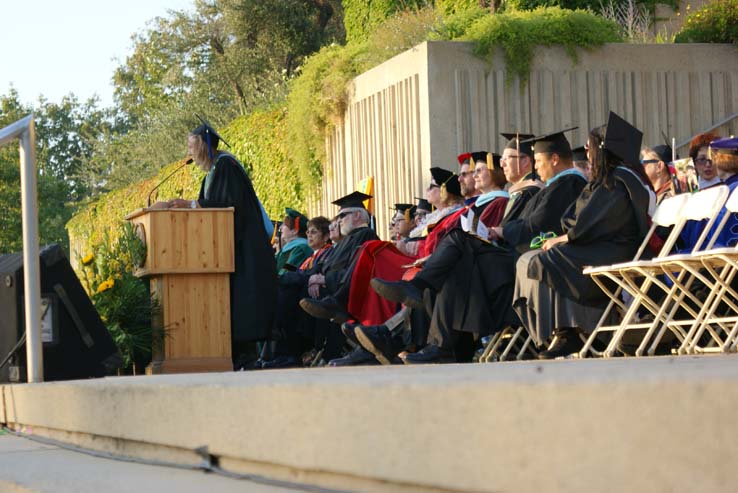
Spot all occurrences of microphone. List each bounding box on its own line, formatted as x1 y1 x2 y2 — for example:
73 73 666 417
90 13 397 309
146 158 193 207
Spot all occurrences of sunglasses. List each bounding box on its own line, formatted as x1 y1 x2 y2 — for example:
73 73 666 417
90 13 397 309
530 231 558 249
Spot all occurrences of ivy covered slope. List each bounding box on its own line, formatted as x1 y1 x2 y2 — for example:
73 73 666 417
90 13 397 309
287 5 622 184
67 107 312 254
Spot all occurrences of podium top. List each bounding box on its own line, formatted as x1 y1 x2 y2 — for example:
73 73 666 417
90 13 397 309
125 207 234 220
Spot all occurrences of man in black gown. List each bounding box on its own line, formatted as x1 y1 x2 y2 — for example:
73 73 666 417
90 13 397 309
297 191 380 366
161 118 277 369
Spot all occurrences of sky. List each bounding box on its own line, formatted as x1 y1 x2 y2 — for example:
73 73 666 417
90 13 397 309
0 0 194 108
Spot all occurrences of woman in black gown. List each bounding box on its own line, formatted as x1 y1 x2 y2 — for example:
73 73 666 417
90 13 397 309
513 113 654 359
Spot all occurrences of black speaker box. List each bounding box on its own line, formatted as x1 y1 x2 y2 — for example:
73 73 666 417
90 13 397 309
0 244 122 382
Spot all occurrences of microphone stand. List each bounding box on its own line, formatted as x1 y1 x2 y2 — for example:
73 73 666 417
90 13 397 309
146 158 192 207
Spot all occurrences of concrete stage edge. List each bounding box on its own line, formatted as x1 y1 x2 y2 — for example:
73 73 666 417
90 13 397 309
2 356 737 493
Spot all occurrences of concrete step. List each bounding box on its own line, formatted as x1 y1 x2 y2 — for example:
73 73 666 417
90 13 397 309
2 355 738 493
0 433 308 493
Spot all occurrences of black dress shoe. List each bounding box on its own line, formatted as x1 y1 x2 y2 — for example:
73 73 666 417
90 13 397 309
299 296 352 323
400 344 453 364
340 321 362 346
355 324 395 365
327 347 378 367
370 279 424 309
538 327 585 360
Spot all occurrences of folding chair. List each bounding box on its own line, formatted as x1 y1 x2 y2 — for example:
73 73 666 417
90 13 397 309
639 185 737 355
669 188 738 354
580 187 729 357
478 326 538 362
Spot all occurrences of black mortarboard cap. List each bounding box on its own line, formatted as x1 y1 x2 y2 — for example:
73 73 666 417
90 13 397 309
603 112 642 166
522 127 577 156
572 146 588 162
393 203 415 213
430 167 461 197
393 203 416 222
651 144 675 164
415 197 432 212
501 132 535 157
192 114 231 149
332 191 372 211
470 151 489 166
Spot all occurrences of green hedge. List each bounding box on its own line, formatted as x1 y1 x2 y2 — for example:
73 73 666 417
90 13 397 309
674 0 738 44
459 7 621 83
67 107 311 256
343 0 432 42
504 0 677 12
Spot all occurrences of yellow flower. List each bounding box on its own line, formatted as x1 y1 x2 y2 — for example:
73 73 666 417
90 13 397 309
96 279 115 294
82 254 94 265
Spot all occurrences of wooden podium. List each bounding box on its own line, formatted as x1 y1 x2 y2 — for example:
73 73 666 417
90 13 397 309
125 207 235 374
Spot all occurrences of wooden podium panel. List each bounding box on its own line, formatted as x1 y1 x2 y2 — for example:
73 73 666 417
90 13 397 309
148 273 232 374
125 208 234 276
125 207 235 375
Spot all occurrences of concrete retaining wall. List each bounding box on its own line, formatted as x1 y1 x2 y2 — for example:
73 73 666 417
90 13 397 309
3 356 738 492
314 41 738 233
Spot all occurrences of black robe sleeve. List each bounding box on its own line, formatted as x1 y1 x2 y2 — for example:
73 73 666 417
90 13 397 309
322 227 379 294
502 174 587 254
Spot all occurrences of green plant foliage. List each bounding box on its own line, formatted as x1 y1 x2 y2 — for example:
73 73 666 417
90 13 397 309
342 0 432 42
503 0 678 13
223 108 314 214
457 7 622 84
674 0 738 44
78 223 158 373
288 7 439 186
436 0 486 16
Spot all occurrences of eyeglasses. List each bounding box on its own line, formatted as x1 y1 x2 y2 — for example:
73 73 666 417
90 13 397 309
427 183 440 190
640 159 660 165
530 231 557 249
458 171 472 178
694 157 713 166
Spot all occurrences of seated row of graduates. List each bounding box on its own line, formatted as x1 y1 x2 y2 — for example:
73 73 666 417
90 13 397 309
255 111 738 368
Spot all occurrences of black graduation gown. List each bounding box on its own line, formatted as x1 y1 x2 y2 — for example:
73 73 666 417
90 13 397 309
319 226 379 298
198 152 277 343
425 175 586 345
526 168 651 306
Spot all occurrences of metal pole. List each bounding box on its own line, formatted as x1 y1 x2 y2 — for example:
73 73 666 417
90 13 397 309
0 114 43 383
19 118 43 383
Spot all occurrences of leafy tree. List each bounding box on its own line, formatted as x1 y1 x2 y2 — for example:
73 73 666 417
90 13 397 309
92 0 343 194
0 90 114 252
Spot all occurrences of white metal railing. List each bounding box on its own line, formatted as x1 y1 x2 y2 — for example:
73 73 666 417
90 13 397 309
0 114 43 383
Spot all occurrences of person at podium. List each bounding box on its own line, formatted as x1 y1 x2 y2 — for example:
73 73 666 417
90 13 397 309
153 118 277 369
